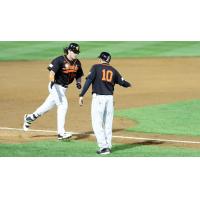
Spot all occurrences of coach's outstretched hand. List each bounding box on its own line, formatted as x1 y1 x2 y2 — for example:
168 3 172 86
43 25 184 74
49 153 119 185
79 97 84 106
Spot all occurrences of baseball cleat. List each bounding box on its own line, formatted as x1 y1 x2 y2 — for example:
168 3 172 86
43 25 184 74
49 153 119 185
96 148 111 155
57 132 72 140
23 114 33 131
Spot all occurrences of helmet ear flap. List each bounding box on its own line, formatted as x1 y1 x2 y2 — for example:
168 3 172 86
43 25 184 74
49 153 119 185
106 55 111 62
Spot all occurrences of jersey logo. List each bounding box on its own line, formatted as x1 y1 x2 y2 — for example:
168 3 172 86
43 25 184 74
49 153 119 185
63 65 78 74
102 69 113 82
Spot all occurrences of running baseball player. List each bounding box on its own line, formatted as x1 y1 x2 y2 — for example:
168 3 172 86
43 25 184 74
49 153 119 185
23 43 84 140
79 52 132 154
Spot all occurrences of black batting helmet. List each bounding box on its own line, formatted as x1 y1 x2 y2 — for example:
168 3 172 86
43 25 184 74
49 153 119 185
98 52 111 63
64 43 80 54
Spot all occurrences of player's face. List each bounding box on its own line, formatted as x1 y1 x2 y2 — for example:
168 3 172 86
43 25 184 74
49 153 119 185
68 50 79 60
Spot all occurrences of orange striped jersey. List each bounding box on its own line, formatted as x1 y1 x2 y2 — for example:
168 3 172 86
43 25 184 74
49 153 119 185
48 55 83 86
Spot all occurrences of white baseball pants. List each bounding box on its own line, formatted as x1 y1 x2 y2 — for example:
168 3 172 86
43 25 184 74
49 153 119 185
91 94 114 149
33 83 68 135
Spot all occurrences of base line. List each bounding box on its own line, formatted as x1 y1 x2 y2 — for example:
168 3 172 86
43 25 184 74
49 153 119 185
1 126 200 145
0 127 56 133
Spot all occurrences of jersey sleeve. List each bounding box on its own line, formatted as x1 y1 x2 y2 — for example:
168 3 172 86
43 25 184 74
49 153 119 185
79 65 96 96
49 56 63 74
75 60 84 79
115 69 131 87
115 70 123 84
86 65 96 81
79 78 92 97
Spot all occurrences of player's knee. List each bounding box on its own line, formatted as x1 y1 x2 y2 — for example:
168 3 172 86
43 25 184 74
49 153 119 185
59 103 68 111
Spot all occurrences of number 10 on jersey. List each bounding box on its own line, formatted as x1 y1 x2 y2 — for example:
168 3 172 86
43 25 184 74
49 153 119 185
102 69 113 82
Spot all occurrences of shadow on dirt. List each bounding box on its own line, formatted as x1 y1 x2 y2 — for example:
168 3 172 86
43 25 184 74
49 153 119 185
73 128 124 140
73 134 91 140
83 128 124 135
30 134 55 138
30 128 124 140
111 140 165 153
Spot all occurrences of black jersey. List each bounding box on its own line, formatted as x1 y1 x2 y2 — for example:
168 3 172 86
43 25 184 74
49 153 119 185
86 63 129 95
48 55 83 87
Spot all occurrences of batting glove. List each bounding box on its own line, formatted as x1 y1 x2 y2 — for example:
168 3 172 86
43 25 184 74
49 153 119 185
76 82 82 89
50 81 54 89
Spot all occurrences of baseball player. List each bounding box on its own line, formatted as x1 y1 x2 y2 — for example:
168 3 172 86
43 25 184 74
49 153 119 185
23 43 84 140
79 52 132 154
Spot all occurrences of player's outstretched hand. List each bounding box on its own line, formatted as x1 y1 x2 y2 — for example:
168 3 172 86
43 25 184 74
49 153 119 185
79 97 84 106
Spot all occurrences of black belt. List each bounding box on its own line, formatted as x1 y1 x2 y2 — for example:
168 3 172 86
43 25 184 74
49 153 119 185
55 82 68 88
60 84 68 88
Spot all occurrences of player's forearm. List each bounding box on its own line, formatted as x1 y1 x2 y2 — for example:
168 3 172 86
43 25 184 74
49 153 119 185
76 77 82 89
76 77 81 84
79 78 92 97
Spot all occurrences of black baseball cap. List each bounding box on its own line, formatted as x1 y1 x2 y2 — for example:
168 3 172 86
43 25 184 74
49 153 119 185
98 52 111 63
64 43 80 54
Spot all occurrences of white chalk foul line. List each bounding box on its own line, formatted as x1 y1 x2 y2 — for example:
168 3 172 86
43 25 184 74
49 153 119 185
113 135 200 144
0 127 77 135
1 126 200 145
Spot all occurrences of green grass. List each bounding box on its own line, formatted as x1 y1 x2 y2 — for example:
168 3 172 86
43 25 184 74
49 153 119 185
1 140 200 157
0 140 97 157
115 99 200 136
1 42 200 156
2 98 200 157
1 41 200 61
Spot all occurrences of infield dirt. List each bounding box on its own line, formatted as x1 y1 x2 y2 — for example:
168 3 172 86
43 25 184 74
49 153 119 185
1 57 200 148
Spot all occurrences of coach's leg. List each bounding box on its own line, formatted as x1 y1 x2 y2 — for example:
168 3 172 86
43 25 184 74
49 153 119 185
104 96 114 149
91 95 108 149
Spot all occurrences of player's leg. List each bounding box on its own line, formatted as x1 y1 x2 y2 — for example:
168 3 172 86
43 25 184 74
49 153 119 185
23 83 57 131
91 94 109 151
54 84 71 140
23 83 63 131
23 95 56 131
33 95 55 116
29 82 58 116
104 95 114 150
